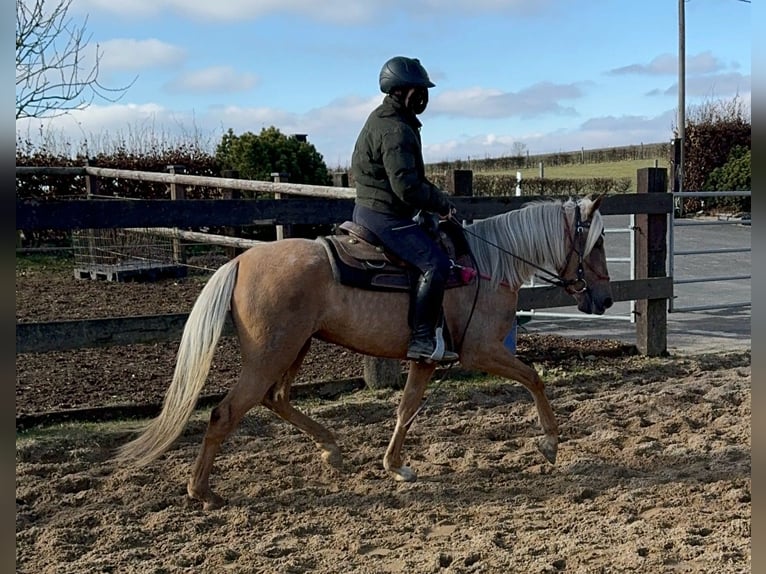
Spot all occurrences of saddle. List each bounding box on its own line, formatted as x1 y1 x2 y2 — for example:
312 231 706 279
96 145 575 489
317 218 477 292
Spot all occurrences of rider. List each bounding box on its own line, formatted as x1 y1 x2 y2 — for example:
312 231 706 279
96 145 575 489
351 56 458 364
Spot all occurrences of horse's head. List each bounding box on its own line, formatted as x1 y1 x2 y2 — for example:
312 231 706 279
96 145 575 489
560 195 613 315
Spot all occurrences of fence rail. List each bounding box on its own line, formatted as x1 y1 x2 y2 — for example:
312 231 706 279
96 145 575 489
15 278 672 354
16 165 675 356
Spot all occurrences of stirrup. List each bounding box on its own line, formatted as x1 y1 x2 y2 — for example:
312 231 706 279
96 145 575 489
406 347 459 363
406 326 459 363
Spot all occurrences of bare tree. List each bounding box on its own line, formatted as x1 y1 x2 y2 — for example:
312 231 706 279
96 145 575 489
511 141 527 158
16 0 133 119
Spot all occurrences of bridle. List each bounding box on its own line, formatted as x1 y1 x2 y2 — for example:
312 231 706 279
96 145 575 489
556 202 606 295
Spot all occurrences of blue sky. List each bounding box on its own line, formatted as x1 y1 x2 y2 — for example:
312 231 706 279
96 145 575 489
16 0 752 167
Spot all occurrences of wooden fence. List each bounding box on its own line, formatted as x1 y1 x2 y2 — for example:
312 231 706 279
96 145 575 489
16 166 673 367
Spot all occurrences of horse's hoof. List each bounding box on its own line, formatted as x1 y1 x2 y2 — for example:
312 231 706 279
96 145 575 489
391 466 417 482
537 436 558 465
321 445 343 469
188 483 225 510
202 495 225 511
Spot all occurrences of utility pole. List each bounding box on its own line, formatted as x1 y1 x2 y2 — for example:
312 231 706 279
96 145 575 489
676 0 685 195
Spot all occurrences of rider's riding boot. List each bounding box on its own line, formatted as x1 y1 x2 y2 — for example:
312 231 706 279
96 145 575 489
406 270 459 363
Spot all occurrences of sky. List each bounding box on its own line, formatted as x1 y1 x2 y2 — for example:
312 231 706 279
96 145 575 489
15 0 752 167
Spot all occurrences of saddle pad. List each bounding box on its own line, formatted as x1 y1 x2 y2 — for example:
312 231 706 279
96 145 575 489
318 236 412 291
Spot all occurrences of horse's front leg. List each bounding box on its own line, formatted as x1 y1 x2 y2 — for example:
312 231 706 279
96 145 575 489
526 368 560 464
383 361 437 482
463 349 559 464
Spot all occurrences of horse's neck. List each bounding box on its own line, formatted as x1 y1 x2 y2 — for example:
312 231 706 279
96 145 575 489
467 206 565 290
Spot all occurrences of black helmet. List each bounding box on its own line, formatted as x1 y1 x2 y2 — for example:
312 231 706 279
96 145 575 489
378 56 435 94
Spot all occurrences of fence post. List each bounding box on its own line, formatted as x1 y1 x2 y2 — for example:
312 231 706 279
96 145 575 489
221 169 241 259
635 167 669 356
446 169 473 224
84 157 99 198
83 158 99 262
272 172 292 240
167 165 186 264
671 137 683 216
363 356 403 390
332 172 349 188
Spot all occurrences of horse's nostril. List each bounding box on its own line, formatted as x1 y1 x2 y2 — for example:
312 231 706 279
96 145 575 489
603 297 613 309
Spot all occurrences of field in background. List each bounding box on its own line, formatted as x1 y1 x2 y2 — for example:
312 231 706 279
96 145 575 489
478 158 672 193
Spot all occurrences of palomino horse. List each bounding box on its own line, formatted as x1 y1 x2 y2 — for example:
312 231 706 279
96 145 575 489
115 196 612 510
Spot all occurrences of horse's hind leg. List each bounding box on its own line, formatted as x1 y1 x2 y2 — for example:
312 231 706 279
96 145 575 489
187 369 271 510
262 340 342 469
383 361 436 482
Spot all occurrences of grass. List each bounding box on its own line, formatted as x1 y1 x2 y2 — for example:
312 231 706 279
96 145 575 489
479 158 671 192
16 419 131 441
15 252 74 273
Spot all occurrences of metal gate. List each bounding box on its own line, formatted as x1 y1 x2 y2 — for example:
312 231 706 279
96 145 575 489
519 215 636 323
669 190 751 313
519 189 751 322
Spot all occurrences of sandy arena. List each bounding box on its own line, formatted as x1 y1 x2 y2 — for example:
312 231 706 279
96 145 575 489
16 257 751 573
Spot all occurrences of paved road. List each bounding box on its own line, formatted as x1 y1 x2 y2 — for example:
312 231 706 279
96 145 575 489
521 215 751 355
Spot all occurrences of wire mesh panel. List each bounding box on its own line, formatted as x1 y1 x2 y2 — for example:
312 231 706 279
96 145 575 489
72 227 186 282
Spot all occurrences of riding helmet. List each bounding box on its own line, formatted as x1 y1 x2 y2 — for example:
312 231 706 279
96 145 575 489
378 56 435 94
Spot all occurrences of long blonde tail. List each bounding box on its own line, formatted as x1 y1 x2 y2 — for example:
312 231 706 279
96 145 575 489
114 258 239 466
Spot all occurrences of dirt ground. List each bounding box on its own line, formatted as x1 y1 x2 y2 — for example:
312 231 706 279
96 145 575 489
16 255 751 573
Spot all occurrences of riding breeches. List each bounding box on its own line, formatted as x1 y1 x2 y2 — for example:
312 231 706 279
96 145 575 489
352 204 451 283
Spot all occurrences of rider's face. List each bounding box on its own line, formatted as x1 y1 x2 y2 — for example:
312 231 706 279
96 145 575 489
406 87 429 115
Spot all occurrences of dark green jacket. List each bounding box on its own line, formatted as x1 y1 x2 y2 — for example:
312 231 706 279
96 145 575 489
351 95 452 218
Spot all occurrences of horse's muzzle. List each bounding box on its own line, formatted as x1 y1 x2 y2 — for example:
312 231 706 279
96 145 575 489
577 290 613 315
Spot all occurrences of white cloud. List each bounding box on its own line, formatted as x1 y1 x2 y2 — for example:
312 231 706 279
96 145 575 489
432 82 583 119
74 0 552 23
15 90 739 167
686 52 728 75
608 53 677 76
14 94 376 162
578 112 673 134
14 102 199 155
165 66 259 94
75 0 379 23
422 109 678 162
646 72 751 98
98 39 187 72
609 51 727 77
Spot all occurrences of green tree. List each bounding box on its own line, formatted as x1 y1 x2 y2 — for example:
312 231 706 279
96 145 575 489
703 146 751 213
705 146 750 192
215 126 332 185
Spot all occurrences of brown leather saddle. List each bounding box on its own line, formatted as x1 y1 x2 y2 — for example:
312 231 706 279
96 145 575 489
317 219 477 292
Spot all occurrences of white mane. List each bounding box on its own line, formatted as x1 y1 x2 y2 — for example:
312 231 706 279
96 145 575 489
464 197 605 290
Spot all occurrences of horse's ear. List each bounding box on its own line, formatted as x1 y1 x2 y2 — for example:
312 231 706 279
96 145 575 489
590 194 604 213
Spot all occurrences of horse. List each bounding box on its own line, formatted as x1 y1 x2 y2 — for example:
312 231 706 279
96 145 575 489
114 195 613 510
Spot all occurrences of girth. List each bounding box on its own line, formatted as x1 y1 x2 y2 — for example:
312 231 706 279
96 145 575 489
317 220 477 292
